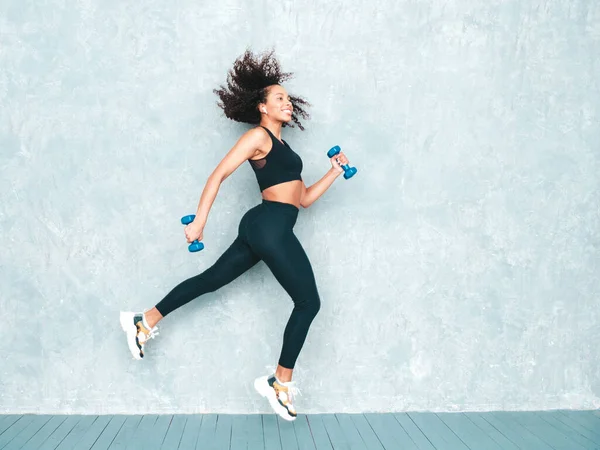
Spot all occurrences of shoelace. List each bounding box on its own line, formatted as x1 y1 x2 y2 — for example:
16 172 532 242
264 366 302 400
139 326 159 342
141 309 160 340
284 381 302 400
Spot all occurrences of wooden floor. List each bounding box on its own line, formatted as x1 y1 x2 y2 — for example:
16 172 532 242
0 411 599 450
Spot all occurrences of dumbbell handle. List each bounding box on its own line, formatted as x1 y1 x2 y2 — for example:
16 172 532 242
181 214 205 253
327 146 358 180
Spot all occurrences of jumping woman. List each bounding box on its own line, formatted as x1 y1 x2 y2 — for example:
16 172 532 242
119 49 351 421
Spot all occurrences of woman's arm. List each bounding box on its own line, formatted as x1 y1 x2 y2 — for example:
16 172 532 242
192 128 267 226
300 169 341 208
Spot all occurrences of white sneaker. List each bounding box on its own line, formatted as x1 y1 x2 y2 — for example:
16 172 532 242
254 374 301 421
119 311 159 359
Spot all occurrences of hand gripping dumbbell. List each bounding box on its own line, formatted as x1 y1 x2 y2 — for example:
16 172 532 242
180 214 205 253
327 146 357 179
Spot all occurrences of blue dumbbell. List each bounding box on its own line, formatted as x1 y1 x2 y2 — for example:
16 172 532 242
327 146 357 179
181 214 205 253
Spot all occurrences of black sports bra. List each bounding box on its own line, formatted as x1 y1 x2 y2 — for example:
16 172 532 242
248 126 303 192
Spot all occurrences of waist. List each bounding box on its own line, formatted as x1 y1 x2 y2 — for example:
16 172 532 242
260 199 300 215
261 180 303 208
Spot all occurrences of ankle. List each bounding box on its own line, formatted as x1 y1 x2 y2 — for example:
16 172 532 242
144 308 163 329
275 370 293 383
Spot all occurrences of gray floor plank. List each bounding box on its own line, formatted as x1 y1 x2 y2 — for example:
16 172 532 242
0 417 10 433
179 415 202 450
14 415 67 450
321 414 350 450
212 415 232 450
393 413 436 450
54 415 100 450
437 412 504 450
143 415 172 450
293 415 316 450
104 415 142 450
349 415 385 450
305 415 332 450
0 412 595 449
551 412 600 445
246 414 265 450
576 411 600 424
335 414 367 450
0 416 23 445
230 414 249 450
508 411 589 450
536 411 600 450
365 413 418 450
74 415 117 450
408 412 469 450
463 413 520 450
278 415 299 450
196 414 218 449
483 412 553 450
126 415 158 450
263 414 282 450
160 415 186 450
561 411 600 434
0 416 22 436
37 415 82 450
497 411 584 450
0 415 49 450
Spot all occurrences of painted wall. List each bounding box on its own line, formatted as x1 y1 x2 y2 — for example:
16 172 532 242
1 0 599 414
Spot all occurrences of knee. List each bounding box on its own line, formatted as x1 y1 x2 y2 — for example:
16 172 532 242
296 294 320 317
313 296 321 315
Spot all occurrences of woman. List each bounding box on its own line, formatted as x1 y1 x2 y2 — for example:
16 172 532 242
119 49 351 421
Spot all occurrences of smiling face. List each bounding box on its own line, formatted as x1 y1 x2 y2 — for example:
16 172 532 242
258 85 293 123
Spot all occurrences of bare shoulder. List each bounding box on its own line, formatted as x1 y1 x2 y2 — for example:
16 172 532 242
212 127 271 181
223 127 263 155
236 126 267 145
243 126 271 158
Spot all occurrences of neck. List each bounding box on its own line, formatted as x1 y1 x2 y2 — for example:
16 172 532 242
259 120 283 138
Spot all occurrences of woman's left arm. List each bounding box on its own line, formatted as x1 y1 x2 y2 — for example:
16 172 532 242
300 151 349 208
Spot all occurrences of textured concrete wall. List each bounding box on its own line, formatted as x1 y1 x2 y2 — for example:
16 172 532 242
1 0 599 414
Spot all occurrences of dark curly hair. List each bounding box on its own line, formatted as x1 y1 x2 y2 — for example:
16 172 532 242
213 48 311 130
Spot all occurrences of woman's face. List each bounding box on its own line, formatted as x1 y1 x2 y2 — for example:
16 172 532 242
260 85 293 123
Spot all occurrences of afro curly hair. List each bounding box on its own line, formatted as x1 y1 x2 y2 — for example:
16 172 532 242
213 48 311 130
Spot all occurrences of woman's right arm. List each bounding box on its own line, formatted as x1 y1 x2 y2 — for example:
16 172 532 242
192 128 267 228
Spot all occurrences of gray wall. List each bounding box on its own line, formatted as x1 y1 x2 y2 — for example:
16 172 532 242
1 0 599 414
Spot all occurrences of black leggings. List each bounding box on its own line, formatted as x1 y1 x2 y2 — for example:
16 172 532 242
155 199 321 369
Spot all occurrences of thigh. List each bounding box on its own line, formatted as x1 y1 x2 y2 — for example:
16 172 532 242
256 231 320 303
155 235 261 316
205 236 262 288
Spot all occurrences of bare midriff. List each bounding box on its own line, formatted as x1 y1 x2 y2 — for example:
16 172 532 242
261 180 303 208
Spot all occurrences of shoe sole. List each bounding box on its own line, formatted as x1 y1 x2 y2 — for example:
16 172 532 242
254 376 296 422
120 312 142 360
